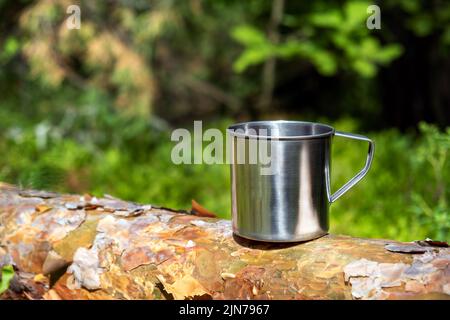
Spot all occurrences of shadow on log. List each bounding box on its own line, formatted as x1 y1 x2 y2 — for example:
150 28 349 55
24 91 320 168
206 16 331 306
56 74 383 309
0 182 448 300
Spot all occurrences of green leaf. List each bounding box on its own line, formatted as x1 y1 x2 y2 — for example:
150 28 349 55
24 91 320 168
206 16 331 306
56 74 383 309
1 37 20 61
408 14 433 37
400 0 420 13
0 265 14 295
353 59 377 77
309 10 342 28
360 38 380 55
275 41 337 76
233 46 273 72
343 1 371 31
442 28 450 46
311 51 337 76
231 25 267 46
275 40 308 58
375 45 404 64
332 33 352 51
231 25 274 72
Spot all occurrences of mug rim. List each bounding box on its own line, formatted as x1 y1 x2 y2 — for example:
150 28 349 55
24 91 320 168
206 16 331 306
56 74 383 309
227 120 335 140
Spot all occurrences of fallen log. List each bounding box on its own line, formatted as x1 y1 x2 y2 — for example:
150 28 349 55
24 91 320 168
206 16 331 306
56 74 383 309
0 182 448 300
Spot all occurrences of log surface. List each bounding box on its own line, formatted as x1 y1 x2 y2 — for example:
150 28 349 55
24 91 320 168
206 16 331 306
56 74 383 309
0 183 448 300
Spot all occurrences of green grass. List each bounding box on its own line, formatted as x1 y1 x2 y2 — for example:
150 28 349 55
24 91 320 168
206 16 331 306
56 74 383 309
0 108 448 242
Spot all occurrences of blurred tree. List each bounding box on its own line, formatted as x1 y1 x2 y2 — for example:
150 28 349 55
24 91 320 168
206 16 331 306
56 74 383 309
232 1 403 78
0 0 449 126
231 0 404 124
16 0 157 116
257 0 285 112
380 0 450 129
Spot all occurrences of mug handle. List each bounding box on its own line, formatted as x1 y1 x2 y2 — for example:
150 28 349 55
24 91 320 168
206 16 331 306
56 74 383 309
326 131 375 203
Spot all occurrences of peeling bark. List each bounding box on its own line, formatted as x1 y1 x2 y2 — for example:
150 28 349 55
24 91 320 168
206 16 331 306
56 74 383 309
0 183 448 300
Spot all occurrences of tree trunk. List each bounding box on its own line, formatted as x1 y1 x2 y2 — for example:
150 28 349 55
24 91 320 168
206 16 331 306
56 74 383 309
0 182 448 300
257 0 285 113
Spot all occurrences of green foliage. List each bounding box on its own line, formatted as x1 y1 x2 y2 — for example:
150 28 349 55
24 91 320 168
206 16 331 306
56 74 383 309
0 37 20 63
328 120 449 240
231 25 273 73
0 265 14 295
232 0 403 77
390 0 450 41
408 123 449 240
0 103 448 241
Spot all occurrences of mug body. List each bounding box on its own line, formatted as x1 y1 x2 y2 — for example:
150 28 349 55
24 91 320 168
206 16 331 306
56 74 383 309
228 121 334 242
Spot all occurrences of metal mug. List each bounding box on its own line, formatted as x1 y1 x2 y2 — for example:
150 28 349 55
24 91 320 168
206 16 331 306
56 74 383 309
228 120 375 242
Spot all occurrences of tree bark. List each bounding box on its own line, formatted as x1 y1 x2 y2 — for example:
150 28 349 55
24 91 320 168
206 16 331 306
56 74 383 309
257 0 285 113
0 182 448 300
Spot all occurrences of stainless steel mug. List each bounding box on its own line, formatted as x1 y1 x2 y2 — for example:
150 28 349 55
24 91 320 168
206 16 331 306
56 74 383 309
228 120 375 242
